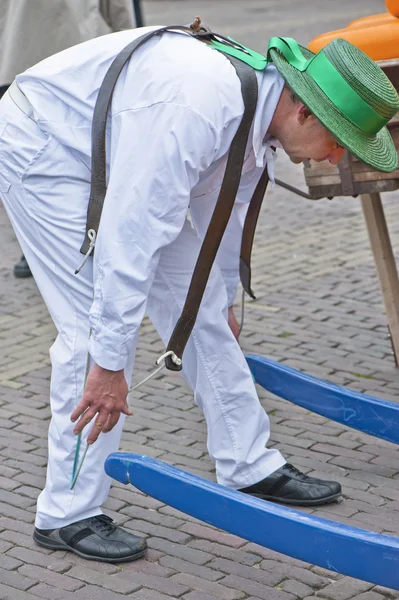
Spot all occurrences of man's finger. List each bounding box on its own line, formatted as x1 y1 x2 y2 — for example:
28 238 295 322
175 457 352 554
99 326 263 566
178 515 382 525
71 402 90 423
87 413 110 444
122 398 133 416
101 411 121 435
73 408 99 435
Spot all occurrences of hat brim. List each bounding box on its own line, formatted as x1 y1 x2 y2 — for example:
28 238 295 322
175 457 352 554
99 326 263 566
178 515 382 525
269 45 398 173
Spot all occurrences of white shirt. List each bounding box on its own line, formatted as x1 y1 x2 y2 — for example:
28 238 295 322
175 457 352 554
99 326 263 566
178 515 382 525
17 27 284 370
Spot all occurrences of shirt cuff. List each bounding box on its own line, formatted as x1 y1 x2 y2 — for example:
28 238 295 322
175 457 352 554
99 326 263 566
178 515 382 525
222 269 240 306
88 326 134 371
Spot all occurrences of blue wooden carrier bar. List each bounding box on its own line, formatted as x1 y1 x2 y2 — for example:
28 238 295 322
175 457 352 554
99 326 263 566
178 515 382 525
246 354 399 445
105 453 399 590
105 354 399 589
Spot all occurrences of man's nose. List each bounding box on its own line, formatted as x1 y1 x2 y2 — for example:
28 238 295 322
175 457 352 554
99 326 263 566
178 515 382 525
328 147 346 165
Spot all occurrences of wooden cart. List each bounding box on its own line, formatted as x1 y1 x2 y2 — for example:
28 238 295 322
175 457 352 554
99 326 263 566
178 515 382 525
302 59 399 365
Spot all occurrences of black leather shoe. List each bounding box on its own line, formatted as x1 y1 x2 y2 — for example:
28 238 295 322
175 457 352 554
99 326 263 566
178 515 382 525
239 464 342 506
33 514 147 563
13 255 32 278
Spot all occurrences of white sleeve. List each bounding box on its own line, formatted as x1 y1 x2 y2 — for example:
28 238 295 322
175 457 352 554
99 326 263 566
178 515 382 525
88 103 219 371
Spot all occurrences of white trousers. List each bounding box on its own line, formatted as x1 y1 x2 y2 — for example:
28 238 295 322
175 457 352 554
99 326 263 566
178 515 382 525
0 92 285 529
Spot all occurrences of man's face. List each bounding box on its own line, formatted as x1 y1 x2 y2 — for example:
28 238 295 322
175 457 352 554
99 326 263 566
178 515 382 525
279 103 346 166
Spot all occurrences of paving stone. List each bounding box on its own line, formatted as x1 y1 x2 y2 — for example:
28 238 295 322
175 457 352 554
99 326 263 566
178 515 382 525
311 566 342 580
28 583 76 599
351 593 389 600
0 464 20 478
66 565 140 594
0 517 36 537
0 475 21 491
129 589 178 600
159 556 223 582
239 545 310 569
209 558 283 587
182 593 220 600
0 583 40 600
0 448 48 467
118 570 190 597
0 502 34 523
0 490 36 509
190 539 262 566
121 558 174 579
0 539 13 553
179 524 246 549
125 518 191 544
0 566 38 591
1 553 24 570
318 580 374 600
18 564 84 592
170 573 245 600
7 547 72 573
75 584 135 600
279 580 315 597
110 488 164 510
260 561 330 589
220 574 297 600
121 505 185 528
372 586 399 598
148 537 213 565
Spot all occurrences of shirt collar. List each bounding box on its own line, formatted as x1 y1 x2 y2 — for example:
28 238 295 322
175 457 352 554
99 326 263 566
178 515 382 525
252 64 284 181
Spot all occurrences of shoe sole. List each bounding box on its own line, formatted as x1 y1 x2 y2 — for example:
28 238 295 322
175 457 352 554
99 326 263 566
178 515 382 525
33 529 147 563
13 268 32 278
249 490 342 507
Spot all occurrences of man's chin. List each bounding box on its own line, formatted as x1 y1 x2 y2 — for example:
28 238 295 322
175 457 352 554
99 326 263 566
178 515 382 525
289 156 305 164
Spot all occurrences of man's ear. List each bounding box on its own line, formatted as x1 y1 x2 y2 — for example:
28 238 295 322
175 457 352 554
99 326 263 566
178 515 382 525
297 103 312 124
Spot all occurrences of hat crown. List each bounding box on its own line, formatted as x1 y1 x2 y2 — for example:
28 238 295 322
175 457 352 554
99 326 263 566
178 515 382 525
323 38 399 120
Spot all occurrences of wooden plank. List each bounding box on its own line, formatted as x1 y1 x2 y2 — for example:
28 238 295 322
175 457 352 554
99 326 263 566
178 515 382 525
354 171 399 182
303 174 342 186
361 193 399 365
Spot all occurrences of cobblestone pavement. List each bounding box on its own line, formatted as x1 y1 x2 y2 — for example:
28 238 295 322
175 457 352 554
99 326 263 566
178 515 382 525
1 0 399 598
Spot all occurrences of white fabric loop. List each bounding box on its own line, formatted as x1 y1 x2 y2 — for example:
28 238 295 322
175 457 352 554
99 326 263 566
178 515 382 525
74 228 96 275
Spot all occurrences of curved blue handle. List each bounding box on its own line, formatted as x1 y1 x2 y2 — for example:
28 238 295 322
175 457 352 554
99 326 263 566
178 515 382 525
246 354 399 445
105 453 399 590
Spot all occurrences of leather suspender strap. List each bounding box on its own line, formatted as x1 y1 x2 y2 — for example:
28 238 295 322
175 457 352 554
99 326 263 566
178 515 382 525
239 166 269 300
165 56 258 369
80 25 265 371
81 25 193 255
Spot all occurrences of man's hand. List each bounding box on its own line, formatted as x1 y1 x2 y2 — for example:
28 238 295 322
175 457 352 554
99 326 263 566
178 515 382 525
71 363 132 445
228 306 240 341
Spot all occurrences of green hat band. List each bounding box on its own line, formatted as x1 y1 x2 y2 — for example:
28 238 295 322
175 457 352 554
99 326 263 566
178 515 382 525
267 37 389 135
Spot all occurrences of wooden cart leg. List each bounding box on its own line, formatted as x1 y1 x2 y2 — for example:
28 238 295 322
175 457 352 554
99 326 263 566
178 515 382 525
361 193 399 366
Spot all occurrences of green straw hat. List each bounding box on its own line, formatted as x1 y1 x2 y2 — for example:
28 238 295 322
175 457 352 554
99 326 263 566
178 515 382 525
267 37 399 172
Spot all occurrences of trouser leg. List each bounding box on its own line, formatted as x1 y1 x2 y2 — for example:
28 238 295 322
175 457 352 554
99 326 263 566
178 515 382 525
147 220 285 489
0 94 134 528
0 84 10 98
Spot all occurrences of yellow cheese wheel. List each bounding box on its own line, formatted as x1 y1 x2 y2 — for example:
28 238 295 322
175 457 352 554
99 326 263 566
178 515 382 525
346 14 394 29
386 0 399 18
308 21 399 60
